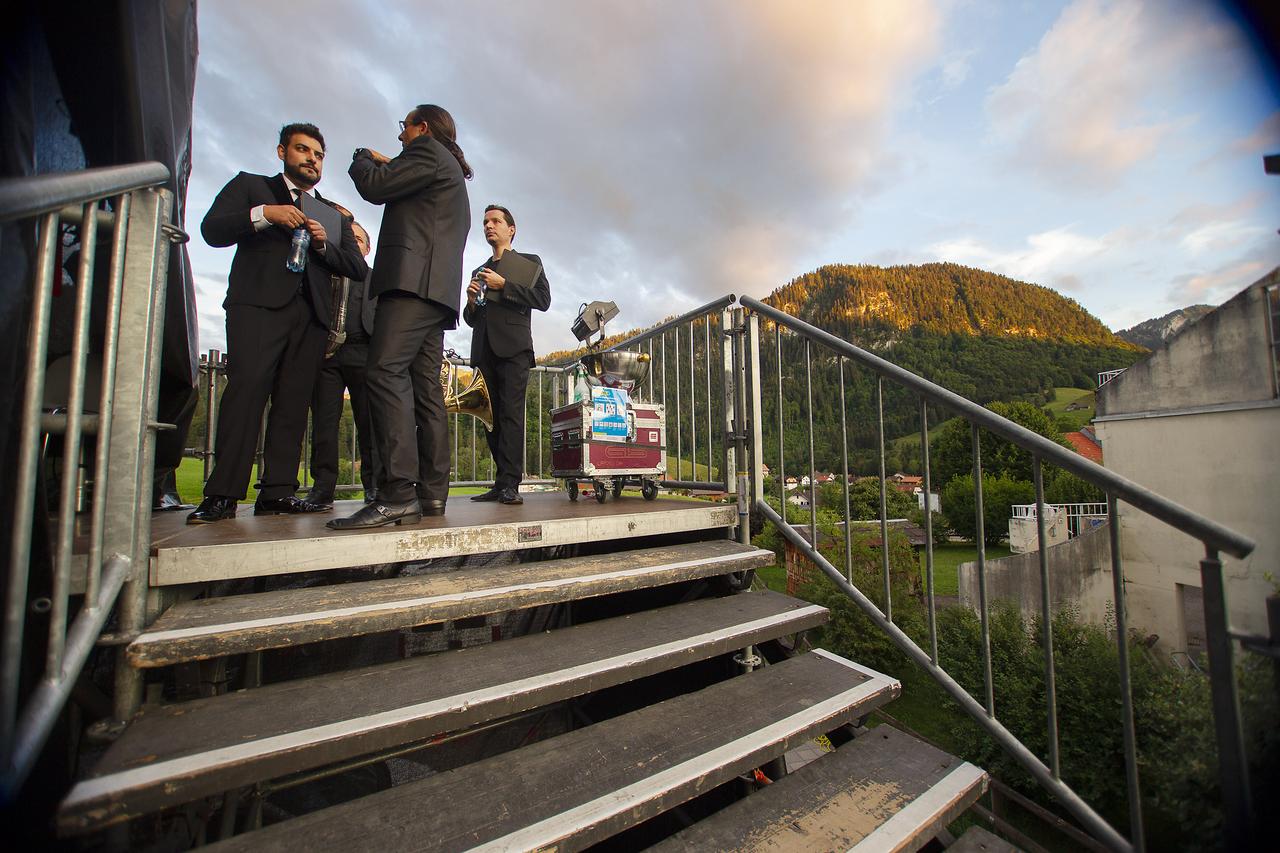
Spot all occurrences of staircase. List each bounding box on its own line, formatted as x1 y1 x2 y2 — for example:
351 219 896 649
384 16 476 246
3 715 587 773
55 505 989 851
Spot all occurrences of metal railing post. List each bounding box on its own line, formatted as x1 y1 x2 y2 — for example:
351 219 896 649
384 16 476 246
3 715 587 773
746 313 763 507
720 309 735 494
1200 547 1253 849
108 186 173 721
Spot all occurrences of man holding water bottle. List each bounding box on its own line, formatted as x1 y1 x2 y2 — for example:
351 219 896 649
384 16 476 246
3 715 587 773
189 123 367 524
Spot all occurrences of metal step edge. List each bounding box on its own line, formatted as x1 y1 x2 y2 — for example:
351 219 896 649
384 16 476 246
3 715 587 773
127 544 775 667
202 649 900 853
59 595 824 835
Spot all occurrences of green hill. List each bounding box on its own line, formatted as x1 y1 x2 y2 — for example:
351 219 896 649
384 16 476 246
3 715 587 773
546 263 1143 474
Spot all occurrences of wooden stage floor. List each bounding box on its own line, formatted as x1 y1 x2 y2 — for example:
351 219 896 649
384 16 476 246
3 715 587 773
146 493 738 586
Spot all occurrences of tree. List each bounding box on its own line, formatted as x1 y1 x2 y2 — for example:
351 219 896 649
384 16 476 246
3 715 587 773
942 472 1034 545
930 401 1070 486
816 478 917 520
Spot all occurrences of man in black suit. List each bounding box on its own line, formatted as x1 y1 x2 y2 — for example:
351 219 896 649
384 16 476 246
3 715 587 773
464 205 551 505
189 123 368 524
330 105 471 529
304 218 383 505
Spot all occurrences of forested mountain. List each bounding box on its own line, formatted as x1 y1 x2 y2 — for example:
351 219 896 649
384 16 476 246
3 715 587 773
766 263 1137 347
541 263 1147 475
1115 304 1214 349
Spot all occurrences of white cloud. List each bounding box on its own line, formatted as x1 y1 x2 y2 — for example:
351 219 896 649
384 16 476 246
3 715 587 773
1179 220 1268 255
985 0 1246 188
189 1 943 353
929 227 1106 287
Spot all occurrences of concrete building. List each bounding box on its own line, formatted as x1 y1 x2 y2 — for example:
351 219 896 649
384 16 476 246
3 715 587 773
1093 270 1279 655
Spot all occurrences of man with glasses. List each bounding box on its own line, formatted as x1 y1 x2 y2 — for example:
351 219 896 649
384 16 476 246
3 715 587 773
330 105 471 529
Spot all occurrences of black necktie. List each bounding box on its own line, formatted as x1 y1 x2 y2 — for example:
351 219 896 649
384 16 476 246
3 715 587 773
293 189 304 209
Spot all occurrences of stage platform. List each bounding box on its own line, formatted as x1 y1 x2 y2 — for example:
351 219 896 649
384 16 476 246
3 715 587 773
145 493 738 586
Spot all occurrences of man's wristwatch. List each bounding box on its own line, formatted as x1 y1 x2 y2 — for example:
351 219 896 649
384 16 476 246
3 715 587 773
353 147 368 159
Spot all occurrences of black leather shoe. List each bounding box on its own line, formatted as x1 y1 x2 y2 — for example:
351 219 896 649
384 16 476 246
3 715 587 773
187 496 238 524
419 498 447 517
254 496 333 516
326 499 422 530
470 487 502 502
303 489 334 506
499 487 523 505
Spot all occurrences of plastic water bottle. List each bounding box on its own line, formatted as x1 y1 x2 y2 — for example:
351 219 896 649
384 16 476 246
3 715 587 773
573 366 591 402
286 227 310 272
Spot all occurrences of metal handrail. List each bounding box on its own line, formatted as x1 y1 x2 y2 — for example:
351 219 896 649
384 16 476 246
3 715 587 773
741 295 1254 560
0 162 170 223
739 293 1258 851
2 164 172 799
757 499 1132 852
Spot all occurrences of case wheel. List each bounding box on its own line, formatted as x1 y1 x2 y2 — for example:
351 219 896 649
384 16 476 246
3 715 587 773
567 481 579 502
593 480 608 503
612 479 626 499
641 480 659 501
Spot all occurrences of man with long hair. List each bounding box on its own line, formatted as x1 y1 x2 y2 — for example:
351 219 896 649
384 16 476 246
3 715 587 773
330 105 472 529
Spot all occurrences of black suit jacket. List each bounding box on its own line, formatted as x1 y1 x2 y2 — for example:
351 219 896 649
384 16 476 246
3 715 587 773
349 136 470 328
200 172 367 328
463 250 552 361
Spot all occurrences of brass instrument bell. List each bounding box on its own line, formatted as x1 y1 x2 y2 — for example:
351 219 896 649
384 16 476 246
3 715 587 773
440 354 494 431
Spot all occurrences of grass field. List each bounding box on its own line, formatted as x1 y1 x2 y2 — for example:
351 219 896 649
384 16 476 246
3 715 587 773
1043 386 1095 431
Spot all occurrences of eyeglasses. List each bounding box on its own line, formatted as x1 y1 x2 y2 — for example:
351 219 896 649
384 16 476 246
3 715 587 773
399 120 425 132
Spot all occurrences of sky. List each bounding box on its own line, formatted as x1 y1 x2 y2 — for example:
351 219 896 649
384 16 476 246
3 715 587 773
185 0 1280 356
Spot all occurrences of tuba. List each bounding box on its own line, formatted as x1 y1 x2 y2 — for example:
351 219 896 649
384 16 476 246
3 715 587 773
441 350 494 431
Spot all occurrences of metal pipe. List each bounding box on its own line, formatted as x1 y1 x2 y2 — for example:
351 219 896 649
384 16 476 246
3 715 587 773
756 499 1132 853
674 325 683 481
720 310 734 493
804 340 816 547
839 359 853 583
705 318 713 485
2 554 132 797
600 293 737 353
740 295 1254 560
88 192 132 604
1108 496 1145 851
50 202 99 675
746 314 764 508
972 423 994 717
537 371 543 478
689 318 697 481
877 378 891 622
1199 546 1252 849
0 162 170 223
2 211 59 759
1033 458 1060 779
203 349 220 482
920 398 938 665
775 325 786 526
110 186 172 721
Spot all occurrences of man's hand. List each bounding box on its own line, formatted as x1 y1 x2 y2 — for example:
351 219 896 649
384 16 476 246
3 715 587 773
304 218 327 253
466 278 482 305
263 204 306 229
367 149 391 165
475 268 505 291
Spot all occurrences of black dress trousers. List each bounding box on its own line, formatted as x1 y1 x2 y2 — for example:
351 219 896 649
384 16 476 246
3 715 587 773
308 341 381 497
364 292 452 503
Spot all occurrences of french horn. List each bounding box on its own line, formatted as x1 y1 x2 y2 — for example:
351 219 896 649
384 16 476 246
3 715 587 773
441 351 494 431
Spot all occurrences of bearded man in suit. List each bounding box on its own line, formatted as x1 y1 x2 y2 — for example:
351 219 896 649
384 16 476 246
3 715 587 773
464 205 551 505
189 122 367 524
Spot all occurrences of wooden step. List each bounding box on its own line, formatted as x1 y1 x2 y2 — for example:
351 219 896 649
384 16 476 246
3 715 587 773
59 590 824 835
949 825 1022 852
128 539 774 667
650 725 987 852
202 650 899 853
